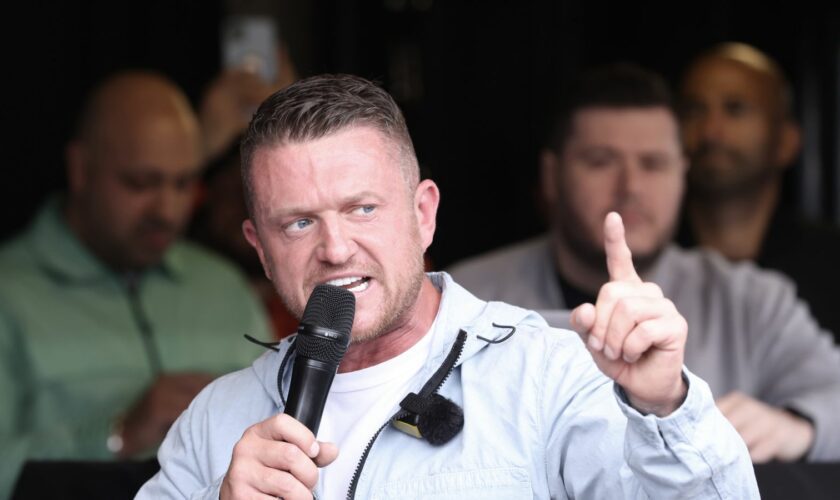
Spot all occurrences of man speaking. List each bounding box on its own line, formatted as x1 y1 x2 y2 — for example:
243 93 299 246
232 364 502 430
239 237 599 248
137 74 757 499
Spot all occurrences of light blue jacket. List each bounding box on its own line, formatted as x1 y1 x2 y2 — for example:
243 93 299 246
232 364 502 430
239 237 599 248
137 273 758 499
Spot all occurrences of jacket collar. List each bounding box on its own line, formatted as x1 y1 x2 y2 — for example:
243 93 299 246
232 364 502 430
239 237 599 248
251 272 546 408
28 196 186 285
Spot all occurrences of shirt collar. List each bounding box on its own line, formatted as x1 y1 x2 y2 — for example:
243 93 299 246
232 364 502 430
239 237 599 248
29 196 185 284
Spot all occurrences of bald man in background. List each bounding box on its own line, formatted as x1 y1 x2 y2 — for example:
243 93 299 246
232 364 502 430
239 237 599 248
678 43 840 339
0 71 270 497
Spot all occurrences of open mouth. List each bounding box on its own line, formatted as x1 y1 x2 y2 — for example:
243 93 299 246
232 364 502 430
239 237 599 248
325 276 371 293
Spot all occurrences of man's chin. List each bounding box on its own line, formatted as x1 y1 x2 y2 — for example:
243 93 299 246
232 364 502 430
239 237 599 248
126 249 167 271
627 246 665 273
348 324 385 345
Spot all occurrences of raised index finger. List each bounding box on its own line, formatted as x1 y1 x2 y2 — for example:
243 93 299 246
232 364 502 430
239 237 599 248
604 212 641 283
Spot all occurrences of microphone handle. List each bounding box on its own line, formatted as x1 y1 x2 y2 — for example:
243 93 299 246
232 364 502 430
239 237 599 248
284 357 338 435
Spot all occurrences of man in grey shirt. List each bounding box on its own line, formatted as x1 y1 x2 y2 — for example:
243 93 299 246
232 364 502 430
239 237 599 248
449 63 840 463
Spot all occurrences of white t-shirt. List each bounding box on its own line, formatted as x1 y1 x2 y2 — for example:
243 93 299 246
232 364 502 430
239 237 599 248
316 324 435 499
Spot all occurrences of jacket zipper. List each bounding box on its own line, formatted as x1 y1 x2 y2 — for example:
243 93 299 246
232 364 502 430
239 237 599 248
345 330 468 499
124 273 162 375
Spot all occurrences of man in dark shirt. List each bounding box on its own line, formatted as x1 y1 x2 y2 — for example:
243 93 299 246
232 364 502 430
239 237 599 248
678 42 840 339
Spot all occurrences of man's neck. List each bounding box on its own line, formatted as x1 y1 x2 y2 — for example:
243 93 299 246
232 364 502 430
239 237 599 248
687 180 780 261
338 277 441 373
64 200 137 275
551 233 610 297
551 231 662 298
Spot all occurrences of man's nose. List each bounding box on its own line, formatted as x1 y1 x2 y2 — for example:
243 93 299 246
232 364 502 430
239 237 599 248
697 107 726 143
615 161 649 205
151 184 194 226
315 217 358 265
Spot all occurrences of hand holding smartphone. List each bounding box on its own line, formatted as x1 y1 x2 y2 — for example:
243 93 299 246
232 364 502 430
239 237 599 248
221 16 280 84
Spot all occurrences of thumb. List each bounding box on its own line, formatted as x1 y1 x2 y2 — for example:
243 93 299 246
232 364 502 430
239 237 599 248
314 441 339 467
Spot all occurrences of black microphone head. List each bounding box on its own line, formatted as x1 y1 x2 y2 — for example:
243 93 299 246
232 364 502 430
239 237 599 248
296 284 356 365
301 284 356 333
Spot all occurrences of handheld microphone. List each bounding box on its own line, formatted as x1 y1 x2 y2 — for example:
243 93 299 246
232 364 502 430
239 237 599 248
284 284 355 434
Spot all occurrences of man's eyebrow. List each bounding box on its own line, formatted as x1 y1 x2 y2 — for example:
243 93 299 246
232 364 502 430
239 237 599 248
264 208 309 226
341 191 385 205
263 191 386 224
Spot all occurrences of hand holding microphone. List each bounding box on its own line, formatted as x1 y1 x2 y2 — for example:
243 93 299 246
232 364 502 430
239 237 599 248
221 284 355 500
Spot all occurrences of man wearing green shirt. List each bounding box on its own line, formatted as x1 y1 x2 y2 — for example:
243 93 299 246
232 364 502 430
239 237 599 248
0 71 270 497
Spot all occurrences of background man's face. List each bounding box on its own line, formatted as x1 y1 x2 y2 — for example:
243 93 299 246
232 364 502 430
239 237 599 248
548 107 686 268
680 58 782 195
75 111 202 270
244 126 430 343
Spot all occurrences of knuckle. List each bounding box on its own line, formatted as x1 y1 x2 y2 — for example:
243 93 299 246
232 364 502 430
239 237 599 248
300 465 319 490
675 315 688 337
634 321 653 339
274 471 297 494
241 425 259 443
231 439 249 459
601 282 622 300
227 464 249 485
281 442 302 463
275 413 292 427
625 329 647 352
615 297 635 317
643 282 663 297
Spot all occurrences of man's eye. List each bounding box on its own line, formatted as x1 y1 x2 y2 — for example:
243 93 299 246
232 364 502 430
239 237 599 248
581 153 615 169
680 101 705 120
174 176 198 192
355 205 376 216
121 176 156 191
724 99 749 117
641 157 669 172
287 218 313 232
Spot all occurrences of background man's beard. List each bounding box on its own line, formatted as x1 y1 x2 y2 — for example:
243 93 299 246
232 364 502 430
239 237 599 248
687 143 778 201
554 201 665 277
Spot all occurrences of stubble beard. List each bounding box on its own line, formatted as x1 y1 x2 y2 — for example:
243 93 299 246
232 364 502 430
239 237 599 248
349 247 426 345
272 242 427 345
553 195 665 278
687 142 778 202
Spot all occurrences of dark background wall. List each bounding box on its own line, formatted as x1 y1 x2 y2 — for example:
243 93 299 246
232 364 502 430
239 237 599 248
2 0 838 268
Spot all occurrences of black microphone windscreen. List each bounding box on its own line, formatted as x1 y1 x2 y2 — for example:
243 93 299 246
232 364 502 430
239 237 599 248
297 284 355 364
301 284 356 333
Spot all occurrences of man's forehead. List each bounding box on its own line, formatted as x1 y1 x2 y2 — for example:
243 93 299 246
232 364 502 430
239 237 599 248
684 58 776 105
571 107 679 141
252 126 403 173
558 107 682 160
249 126 410 209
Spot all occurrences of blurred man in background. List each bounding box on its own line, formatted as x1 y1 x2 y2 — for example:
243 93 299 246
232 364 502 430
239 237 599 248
678 42 840 338
0 71 270 497
191 47 300 339
449 63 840 463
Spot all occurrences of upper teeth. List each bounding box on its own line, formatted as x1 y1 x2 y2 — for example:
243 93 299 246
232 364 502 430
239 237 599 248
326 276 364 287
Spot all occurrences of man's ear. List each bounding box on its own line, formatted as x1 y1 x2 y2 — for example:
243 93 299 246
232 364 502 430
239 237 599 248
66 141 89 195
774 121 801 170
414 179 440 252
242 219 271 280
540 149 561 206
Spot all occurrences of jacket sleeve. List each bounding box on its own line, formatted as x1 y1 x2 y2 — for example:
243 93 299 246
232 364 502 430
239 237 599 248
0 310 33 498
542 335 758 499
0 309 119 498
744 269 840 460
135 388 225 500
